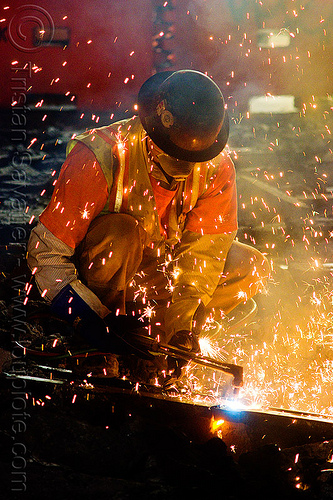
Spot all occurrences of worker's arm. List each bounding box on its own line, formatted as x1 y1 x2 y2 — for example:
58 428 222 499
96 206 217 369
27 221 110 318
164 229 236 338
26 141 118 351
164 154 238 340
27 222 149 353
37 142 109 248
27 140 109 306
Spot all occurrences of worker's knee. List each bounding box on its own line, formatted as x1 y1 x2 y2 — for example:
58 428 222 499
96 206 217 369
77 213 147 285
224 241 270 281
83 213 147 249
248 247 270 281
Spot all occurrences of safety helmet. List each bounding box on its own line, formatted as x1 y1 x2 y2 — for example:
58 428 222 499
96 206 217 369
138 69 229 162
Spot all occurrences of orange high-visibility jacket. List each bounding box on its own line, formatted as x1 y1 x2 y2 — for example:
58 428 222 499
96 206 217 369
28 116 238 334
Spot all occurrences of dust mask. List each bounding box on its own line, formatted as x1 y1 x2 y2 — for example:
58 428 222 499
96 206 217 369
156 153 196 182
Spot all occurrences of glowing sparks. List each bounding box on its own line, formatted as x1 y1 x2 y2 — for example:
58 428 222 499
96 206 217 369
80 207 90 220
133 284 148 304
199 335 224 361
236 291 248 301
198 336 215 357
311 292 321 306
171 267 181 280
141 304 156 319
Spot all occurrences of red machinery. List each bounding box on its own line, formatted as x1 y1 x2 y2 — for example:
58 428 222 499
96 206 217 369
2 1 333 115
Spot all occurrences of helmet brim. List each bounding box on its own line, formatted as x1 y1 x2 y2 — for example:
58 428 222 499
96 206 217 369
138 71 229 162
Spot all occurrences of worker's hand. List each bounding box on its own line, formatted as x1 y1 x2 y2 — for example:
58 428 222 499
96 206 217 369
104 313 147 336
165 330 201 383
77 312 152 358
51 284 151 356
169 330 200 353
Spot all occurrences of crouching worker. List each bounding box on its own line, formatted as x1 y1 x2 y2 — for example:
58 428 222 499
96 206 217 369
27 70 269 381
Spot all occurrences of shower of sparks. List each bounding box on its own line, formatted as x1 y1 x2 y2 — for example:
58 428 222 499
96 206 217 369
133 284 148 304
198 335 227 362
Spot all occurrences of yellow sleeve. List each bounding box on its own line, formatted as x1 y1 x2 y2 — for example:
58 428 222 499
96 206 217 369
164 229 236 340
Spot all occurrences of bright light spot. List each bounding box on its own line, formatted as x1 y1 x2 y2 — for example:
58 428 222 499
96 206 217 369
171 267 181 280
80 208 90 220
211 418 225 433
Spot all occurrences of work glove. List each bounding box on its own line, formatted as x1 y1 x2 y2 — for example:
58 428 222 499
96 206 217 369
51 284 152 358
166 330 201 381
169 330 200 352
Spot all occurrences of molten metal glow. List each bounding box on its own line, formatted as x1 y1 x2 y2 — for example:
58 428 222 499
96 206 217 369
211 417 225 433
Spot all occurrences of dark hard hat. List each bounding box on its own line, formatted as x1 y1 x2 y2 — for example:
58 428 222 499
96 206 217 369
138 70 229 162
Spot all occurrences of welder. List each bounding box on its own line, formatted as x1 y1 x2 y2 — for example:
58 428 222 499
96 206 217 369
27 70 269 378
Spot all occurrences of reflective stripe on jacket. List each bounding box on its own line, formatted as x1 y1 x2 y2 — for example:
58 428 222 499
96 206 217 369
66 116 234 249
